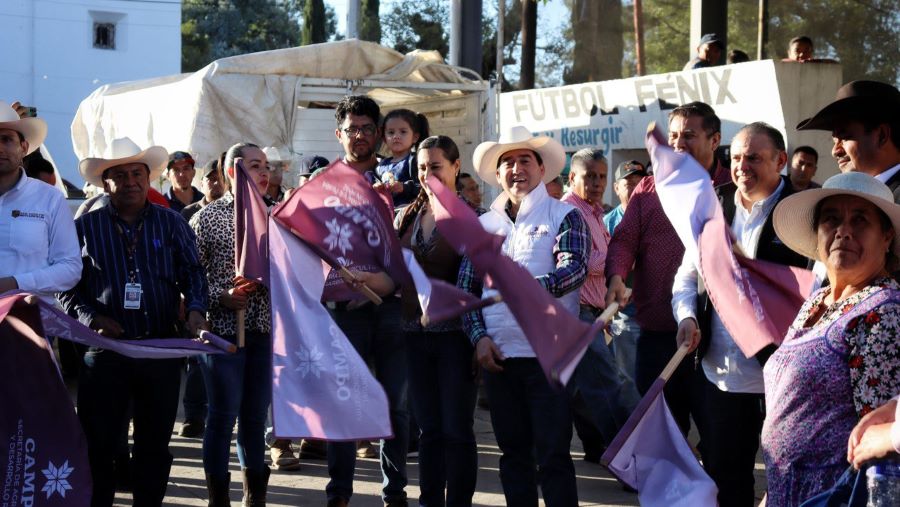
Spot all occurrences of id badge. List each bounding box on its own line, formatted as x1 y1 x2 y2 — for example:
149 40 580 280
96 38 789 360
124 283 142 309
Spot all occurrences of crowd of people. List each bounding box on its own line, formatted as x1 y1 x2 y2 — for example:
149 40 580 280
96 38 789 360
1 72 899 507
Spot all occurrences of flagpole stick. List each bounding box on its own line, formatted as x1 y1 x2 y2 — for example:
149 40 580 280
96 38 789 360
659 342 692 382
338 267 383 305
236 309 246 348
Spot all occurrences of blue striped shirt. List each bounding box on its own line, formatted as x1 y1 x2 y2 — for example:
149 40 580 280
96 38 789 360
59 201 207 339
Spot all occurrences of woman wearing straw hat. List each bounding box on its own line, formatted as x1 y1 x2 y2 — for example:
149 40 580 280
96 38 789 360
760 172 900 505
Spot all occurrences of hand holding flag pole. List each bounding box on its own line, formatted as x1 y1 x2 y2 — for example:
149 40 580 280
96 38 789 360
598 288 631 345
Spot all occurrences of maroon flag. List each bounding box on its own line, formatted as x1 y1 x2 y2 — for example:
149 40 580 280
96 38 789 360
271 160 410 301
234 160 269 287
601 346 717 506
424 175 598 386
698 213 815 355
647 122 816 356
1 297 92 506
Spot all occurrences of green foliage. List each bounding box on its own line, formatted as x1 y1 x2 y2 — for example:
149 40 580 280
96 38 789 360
620 0 898 84
302 0 327 45
381 0 449 56
565 0 624 84
182 0 338 72
360 0 382 43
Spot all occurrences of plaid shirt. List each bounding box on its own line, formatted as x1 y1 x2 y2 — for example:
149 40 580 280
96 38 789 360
458 203 590 345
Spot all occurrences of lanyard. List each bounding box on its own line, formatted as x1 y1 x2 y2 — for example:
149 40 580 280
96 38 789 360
114 219 145 284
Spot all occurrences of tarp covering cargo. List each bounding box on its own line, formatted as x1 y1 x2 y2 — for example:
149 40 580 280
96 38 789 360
71 39 490 175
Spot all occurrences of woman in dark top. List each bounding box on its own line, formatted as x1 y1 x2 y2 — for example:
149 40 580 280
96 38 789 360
395 135 478 506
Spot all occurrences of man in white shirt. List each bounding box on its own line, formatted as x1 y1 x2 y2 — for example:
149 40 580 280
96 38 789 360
797 80 900 203
671 122 808 507
0 101 80 301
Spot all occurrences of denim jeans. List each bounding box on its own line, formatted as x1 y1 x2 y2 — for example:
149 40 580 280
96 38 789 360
182 356 207 421
406 330 477 507
326 297 409 503
77 349 182 507
567 305 641 446
199 332 272 480
484 358 578 507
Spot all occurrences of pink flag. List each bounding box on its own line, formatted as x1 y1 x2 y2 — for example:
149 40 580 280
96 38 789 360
601 376 718 506
424 175 598 386
1 297 92 506
234 160 269 287
268 218 392 440
271 160 410 301
647 124 815 356
401 249 500 326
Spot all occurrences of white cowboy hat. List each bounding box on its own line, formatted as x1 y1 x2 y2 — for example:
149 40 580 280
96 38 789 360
262 146 285 162
773 172 900 260
472 125 566 188
78 138 168 187
0 101 47 155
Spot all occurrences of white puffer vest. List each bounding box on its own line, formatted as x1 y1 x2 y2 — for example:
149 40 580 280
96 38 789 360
479 184 581 358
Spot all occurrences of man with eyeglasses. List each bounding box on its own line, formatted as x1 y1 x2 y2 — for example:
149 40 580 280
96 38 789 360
322 95 409 507
165 151 203 213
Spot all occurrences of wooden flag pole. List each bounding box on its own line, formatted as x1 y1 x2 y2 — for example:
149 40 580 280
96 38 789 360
599 288 632 345
660 342 692 382
338 267 383 305
236 309 246 348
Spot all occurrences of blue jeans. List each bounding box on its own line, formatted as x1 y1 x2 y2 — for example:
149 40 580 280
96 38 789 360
407 330 477 507
568 305 640 446
199 332 272 480
326 298 409 503
182 356 207 421
78 350 182 506
484 358 578 507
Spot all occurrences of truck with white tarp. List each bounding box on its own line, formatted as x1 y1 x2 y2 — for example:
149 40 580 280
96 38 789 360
71 40 492 189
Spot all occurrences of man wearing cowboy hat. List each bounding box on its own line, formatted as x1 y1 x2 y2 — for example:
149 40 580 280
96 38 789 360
797 80 900 203
59 137 208 506
459 125 589 506
0 100 80 301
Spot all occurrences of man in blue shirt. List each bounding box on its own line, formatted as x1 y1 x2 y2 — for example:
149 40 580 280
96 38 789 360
60 137 208 506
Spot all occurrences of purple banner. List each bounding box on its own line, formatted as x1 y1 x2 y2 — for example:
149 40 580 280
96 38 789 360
234 160 269 287
271 160 409 301
269 219 393 440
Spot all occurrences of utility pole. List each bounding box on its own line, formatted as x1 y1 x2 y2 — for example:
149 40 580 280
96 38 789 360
757 0 769 60
347 0 360 40
449 0 483 76
497 0 505 86
634 0 645 75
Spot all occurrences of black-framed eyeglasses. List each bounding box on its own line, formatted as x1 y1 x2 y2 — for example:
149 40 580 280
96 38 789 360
342 125 377 138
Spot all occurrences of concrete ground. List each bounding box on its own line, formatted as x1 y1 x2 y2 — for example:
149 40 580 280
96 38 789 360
105 394 768 507
116 406 641 507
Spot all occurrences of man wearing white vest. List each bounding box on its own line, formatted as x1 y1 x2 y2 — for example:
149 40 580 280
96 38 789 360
459 126 588 506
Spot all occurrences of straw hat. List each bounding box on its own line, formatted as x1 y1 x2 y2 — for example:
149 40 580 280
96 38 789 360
472 126 566 188
773 172 900 260
0 101 47 155
78 138 168 187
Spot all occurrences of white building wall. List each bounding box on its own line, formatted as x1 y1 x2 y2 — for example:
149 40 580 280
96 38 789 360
0 0 181 185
